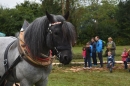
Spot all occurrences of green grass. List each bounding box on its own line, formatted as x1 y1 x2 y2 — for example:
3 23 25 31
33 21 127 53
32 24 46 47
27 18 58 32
48 64 130 86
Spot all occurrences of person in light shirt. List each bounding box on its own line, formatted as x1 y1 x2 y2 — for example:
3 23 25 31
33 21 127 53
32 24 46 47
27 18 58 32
106 37 116 67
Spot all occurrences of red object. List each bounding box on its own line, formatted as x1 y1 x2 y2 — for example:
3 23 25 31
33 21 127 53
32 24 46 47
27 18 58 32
26 45 51 62
82 50 86 58
26 46 31 53
37 50 52 62
49 50 52 57
37 57 50 62
121 52 128 61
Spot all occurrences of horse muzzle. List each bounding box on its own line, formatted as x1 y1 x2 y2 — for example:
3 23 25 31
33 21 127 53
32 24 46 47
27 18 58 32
58 50 72 65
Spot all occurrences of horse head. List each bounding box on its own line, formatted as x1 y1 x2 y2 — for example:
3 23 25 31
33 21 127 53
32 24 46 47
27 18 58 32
46 11 76 65
23 12 76 65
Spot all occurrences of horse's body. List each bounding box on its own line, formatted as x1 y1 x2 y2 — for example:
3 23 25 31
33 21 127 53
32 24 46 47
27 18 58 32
0 37 52 86
0 12 76 86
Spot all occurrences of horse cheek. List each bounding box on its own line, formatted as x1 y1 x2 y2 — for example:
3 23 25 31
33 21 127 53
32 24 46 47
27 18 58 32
46 33 53 48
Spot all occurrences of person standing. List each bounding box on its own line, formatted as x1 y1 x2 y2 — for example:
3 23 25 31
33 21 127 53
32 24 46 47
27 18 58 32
91 37 97 66
82 47 86 66
121 48 128 69
107 51 114 72
83 42 91 69
106 37 116 67
90 43 93 67
95 36 103 67
125 49 130 70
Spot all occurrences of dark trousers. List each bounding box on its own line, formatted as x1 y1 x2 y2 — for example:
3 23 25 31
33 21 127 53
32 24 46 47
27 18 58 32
124 61 127 69
84 57 91 67
92 52 97 65
97 51 103 67
124 58 130 69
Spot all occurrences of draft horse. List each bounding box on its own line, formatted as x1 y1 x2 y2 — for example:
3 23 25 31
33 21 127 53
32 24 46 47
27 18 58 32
0 11 76 86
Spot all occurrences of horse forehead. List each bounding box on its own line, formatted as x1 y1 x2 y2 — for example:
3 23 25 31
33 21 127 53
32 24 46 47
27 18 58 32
51 24 62 30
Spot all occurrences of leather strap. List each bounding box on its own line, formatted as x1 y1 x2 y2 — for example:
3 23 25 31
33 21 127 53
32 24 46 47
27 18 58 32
18 31 53 67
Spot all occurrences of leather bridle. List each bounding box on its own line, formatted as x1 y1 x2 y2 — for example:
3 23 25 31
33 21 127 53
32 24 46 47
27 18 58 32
47 22 71 60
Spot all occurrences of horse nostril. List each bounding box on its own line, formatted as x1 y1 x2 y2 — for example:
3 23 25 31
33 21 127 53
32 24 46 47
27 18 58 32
63 55 68 60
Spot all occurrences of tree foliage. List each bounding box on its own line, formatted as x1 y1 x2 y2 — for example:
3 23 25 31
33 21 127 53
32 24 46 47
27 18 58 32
77 1 118 45
0 1 43 35
0 0 130 45
116 0 130 36
41 0 61 14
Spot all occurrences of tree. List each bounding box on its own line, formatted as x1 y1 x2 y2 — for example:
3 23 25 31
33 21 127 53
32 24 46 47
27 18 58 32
0 7 19 35
41 0 61 14
0 1 43 36
76 0 118 44
115 0 130 45
117 0 130 36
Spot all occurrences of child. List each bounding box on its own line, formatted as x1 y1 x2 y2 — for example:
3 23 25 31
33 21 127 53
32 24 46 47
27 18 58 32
83 42 91 69
121 48 128 69
107 51 114 72
107 51 114 67
82 47 86 65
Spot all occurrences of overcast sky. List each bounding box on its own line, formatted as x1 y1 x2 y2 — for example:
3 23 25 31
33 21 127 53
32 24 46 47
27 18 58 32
0 0 41 8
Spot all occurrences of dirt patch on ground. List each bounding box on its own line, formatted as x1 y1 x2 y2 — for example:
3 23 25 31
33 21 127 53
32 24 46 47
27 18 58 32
63 64 129 72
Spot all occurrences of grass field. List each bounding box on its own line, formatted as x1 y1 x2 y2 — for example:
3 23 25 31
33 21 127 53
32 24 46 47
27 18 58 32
48 46 130 86
48 64 130 86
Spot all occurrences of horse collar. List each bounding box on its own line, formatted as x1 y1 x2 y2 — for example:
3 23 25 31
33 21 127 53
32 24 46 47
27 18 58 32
18 31 54 67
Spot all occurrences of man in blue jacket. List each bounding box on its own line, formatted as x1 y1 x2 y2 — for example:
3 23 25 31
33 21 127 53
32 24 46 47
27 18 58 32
95 36 103 67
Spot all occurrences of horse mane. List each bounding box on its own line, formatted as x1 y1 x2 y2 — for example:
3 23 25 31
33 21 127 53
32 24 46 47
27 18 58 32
62 21 76 45
24 14 76 58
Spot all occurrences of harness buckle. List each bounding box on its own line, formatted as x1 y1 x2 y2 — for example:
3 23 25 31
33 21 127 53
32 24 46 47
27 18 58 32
49 23 51 27
48 24 52 34
3 59 7 66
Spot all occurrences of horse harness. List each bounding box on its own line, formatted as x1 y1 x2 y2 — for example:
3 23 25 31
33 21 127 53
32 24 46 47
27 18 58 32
18 31 54 67
0 35 54 86
18 22 63 67
0 22 62 86
47 22 62 60
0 40 21 86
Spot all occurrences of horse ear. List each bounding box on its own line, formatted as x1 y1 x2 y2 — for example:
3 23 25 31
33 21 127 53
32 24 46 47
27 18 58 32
46 11 55 23
64 11 69 20
20 20 29 31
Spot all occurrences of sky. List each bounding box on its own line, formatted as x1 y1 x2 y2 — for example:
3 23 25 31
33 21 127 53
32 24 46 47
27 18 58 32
0 0 41 8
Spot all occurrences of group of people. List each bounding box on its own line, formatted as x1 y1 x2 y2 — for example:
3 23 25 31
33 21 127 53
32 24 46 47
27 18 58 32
82 36 116 69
